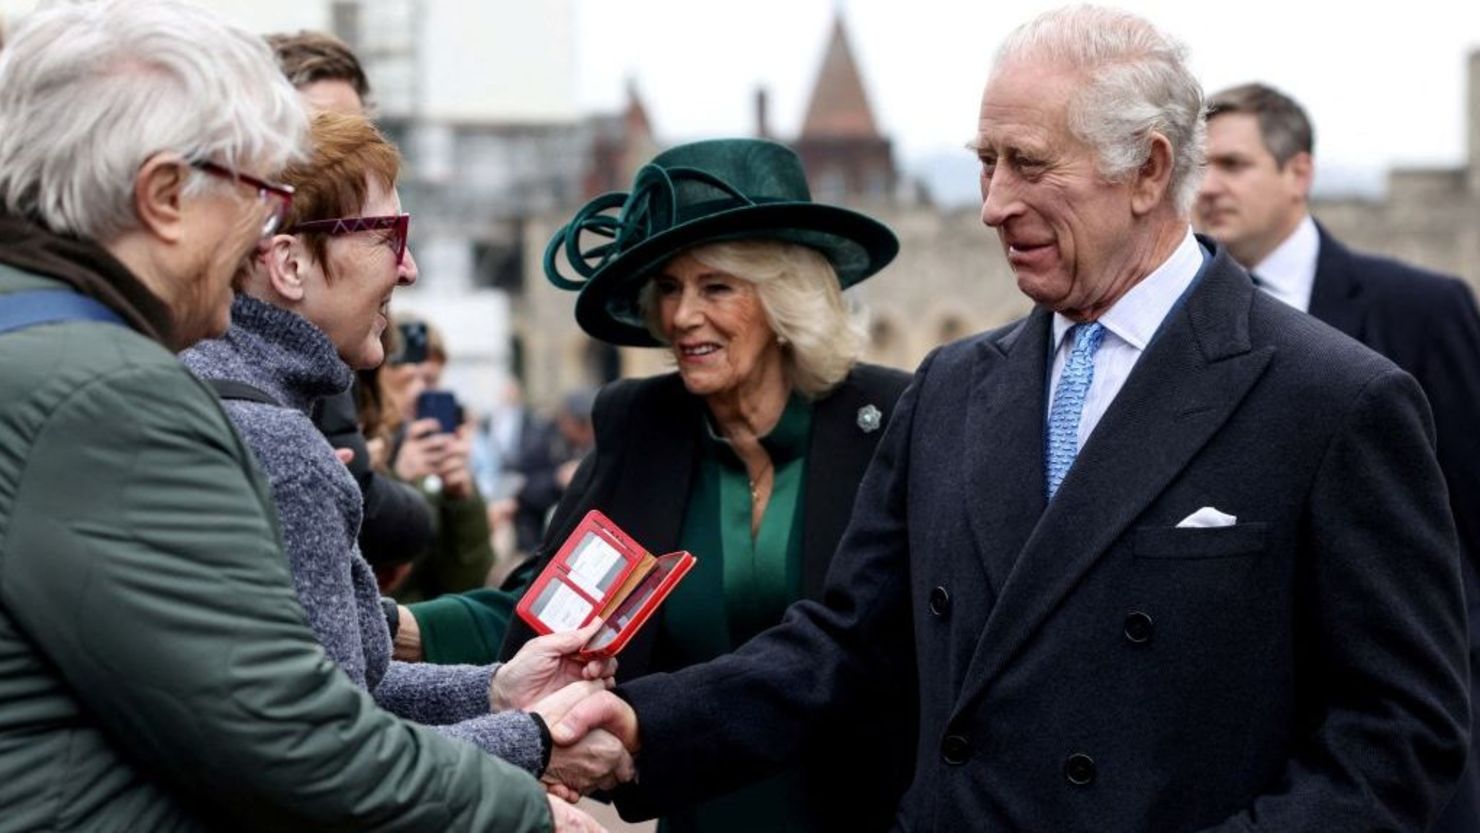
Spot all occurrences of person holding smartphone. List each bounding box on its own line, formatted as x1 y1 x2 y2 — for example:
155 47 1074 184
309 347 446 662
382 315 499 602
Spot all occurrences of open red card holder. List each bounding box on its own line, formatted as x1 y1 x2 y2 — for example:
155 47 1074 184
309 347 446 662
515 510 695 660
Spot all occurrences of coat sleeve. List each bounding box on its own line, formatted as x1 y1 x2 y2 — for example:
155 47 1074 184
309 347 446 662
1198 368 1470 832
375 660 549 776
0 365 552 832
612 352 935 817
1415 280 1480 594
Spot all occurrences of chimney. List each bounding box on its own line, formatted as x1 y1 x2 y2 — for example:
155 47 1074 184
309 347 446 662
1469 49 1480 194
755 86 770 139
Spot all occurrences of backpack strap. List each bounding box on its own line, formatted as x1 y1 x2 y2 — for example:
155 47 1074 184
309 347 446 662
0 289 126 335
206 378 281 406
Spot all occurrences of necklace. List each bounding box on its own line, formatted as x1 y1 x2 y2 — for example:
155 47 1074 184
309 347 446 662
748 461 774 502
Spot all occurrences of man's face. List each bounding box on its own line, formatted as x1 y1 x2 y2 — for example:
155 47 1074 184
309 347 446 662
177 167 282 343
975 59 1145 320
1197 113 1310 267
298 78 363 115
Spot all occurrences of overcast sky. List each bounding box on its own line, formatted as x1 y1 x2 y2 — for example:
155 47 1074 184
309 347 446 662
576 0 1480 196
4 0 1476 198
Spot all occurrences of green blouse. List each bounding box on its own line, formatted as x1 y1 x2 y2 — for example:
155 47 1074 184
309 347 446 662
656 395 814 833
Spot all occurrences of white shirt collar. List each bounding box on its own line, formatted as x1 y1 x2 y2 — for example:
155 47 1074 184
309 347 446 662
1250 213 1319 312
1052 226 1204 353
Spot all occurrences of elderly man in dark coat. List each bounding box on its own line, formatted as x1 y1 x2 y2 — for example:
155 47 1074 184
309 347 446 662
554 7 1470 832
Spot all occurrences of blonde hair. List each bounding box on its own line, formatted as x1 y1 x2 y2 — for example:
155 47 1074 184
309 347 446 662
641 239 866 397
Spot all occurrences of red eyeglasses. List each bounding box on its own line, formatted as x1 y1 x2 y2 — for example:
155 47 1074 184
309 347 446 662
191 159 295 237
285 214 412 265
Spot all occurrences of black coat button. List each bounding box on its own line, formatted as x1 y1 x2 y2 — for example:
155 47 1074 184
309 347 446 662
1124 611 1154 644
929 586 951 617
1064 753 1096 786
941 734 970 765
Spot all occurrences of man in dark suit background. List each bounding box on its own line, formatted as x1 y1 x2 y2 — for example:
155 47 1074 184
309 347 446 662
553 8 1470 830
1199 83 1480 832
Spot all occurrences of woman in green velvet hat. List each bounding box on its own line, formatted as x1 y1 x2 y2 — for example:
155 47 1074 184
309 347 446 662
410 138 917 832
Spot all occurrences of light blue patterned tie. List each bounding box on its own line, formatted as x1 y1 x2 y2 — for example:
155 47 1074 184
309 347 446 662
1046 322 1106 499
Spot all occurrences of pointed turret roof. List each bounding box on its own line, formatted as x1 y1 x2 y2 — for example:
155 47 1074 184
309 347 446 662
800 15 881 140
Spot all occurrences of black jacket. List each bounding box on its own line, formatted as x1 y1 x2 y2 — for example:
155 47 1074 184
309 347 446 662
1308 224 1480 833
502 364 915 833
313 388 434 567
617 245 1468 831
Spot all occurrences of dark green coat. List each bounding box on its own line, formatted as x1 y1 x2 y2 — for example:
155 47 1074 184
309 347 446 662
0 254 550 831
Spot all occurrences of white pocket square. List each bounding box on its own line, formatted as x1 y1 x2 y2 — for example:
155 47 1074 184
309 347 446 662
1176 506 1237 528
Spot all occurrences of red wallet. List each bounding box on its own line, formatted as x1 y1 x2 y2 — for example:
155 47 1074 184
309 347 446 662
515 510 695 659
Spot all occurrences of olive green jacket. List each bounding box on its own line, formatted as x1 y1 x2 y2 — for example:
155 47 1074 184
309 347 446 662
0 260 551 832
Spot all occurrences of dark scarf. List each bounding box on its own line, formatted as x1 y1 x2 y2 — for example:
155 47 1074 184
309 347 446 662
0 213 176 346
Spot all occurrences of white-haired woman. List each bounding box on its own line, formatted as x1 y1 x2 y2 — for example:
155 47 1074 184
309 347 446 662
408 138 916 833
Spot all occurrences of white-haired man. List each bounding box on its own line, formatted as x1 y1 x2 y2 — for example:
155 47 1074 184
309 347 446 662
554 7 1469 831
0 2 600 831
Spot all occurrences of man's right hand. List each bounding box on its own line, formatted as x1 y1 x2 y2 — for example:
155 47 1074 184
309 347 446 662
551 690 640 753
547 795 608 833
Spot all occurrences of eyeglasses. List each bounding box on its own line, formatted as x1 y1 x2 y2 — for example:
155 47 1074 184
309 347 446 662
191 159 295 237
285 214 411 266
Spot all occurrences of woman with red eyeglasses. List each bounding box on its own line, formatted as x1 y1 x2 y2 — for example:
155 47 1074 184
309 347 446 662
180 111 630 807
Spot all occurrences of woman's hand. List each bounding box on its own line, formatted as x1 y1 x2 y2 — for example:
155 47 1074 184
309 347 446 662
393 418 452 482
434 425 476 500
543 728 634 797
491 619 617 711
532 681 635 801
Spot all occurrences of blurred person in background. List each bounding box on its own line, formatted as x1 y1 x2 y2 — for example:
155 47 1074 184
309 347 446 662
383 314 499 601
1198 82 1480 833
180 111 629 796
408 385 600 667
268 29 437 584
268 29 369 116
0 1 590 829
492 138 915 833
474 378 556 564
495 386 598 559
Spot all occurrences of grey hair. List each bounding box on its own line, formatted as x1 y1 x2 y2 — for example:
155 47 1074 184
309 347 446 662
0 0 308 242
994 5 1206 215
640 240 867 398
1206 83 1314 166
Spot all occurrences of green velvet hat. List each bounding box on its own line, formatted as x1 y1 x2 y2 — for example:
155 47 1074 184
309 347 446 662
544 138 899 347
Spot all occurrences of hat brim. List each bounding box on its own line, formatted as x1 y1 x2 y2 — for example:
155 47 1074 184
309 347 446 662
572 202 899 347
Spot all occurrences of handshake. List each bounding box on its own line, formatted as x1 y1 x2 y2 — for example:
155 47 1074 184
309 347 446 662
492 621 642 831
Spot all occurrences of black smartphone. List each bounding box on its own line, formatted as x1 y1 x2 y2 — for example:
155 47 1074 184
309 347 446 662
393 321 429 365
415 390 462 434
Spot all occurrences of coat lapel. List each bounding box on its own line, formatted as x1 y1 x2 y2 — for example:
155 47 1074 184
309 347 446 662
954 251 1275 713
802 374 877 597
962 310 1052 592
606 374 699 678
1307 223 1367 339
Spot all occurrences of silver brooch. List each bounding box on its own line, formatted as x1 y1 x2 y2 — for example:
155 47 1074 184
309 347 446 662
857 404 882 433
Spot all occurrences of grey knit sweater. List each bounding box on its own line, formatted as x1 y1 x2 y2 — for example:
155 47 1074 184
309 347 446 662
180 295 543 774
